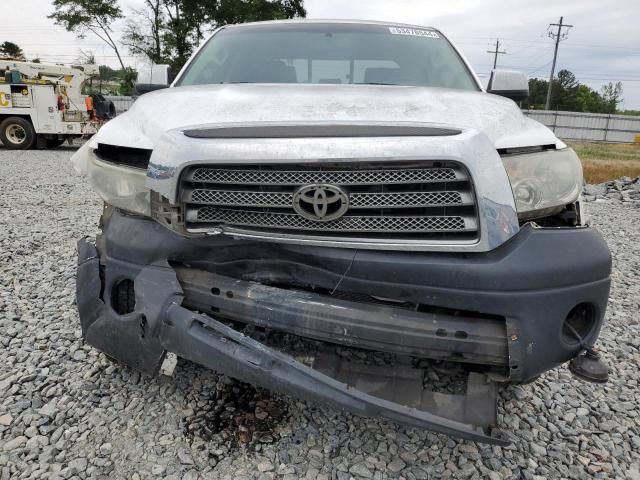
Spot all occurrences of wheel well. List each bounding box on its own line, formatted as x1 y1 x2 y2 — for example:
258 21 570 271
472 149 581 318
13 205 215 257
0 114 34 125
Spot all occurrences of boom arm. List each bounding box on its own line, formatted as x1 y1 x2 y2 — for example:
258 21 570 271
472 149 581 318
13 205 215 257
0 60 99 91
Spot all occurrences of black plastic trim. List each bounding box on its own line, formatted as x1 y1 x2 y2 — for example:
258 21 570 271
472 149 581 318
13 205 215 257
183 124 461 139
95 143 152 170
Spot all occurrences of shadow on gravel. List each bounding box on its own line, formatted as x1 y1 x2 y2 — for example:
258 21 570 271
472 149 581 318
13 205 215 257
177 328 473 454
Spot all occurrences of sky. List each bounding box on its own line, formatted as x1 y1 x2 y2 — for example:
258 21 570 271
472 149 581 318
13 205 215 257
4 0 640 109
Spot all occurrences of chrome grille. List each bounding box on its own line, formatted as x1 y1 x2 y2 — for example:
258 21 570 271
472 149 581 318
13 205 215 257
188 190 469 209
191 190 293 207
180 162 478 242
190 208 469 233
188 167 458 185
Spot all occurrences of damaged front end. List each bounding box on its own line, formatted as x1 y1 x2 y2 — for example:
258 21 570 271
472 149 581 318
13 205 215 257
77 207 611 445
77 238 507 445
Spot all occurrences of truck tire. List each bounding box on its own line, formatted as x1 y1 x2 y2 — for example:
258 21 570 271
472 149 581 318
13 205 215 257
0 117 36 150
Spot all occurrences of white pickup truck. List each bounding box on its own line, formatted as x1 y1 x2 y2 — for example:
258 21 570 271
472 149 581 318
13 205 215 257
72 20 611 444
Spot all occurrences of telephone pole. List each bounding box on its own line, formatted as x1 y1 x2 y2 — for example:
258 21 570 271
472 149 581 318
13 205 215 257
545 16 573 110
487 39 507 69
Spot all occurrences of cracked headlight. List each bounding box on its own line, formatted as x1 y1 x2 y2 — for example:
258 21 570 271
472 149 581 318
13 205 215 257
72 141 152 216
502 148 583 221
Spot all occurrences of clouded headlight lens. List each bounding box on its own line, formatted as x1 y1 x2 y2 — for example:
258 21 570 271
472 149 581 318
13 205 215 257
502 148 583 220
72 142 151 216
87 156 151 216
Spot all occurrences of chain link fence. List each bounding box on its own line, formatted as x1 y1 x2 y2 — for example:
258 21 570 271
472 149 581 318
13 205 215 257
523 110 640 143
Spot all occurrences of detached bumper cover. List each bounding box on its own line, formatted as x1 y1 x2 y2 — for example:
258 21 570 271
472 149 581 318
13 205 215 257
76 209 611 444
78 239 507 444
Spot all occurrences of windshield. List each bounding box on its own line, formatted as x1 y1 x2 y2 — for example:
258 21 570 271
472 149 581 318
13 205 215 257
176 23 479 90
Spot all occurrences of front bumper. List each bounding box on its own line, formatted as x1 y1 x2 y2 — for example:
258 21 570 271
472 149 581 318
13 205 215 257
76 208 611 444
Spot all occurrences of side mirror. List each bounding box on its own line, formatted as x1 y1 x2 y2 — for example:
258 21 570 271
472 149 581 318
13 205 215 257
135 64 171 96
487 69 529 102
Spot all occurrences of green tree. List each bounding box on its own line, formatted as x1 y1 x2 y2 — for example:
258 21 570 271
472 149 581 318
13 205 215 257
122 0 165 65
601 82 623 114
574 84 596 112
49 0 126 69
118 67 138 95
522 78 548 109
83 65 138 95
215 0 306 24
523 71 624 113
124 0 306 72
552 69 579 111
161 0 205 71
98 64 118 80
0 41 26 60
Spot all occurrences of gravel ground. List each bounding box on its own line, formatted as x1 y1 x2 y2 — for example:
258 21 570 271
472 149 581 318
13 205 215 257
0 149 639 480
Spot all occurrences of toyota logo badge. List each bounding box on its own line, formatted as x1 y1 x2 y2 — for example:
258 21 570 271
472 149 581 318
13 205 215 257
293 184 349 222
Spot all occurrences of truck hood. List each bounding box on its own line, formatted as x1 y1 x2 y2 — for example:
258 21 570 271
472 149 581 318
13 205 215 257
96 83 560 150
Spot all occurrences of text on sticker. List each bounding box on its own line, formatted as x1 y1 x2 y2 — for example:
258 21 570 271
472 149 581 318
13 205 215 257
388 27 440 38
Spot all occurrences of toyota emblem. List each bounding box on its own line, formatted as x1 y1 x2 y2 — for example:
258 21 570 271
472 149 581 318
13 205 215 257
293 184 349 222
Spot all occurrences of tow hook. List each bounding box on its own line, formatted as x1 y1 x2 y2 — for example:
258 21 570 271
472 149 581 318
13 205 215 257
569 348 609 384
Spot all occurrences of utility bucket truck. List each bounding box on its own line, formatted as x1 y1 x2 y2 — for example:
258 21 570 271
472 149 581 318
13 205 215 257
0 60 113 149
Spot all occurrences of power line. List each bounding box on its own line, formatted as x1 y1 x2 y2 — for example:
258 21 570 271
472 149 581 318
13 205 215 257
454 35 640 51
545 16 573 110
486 39 507 69
503 42 541 57
513 46 556 68
527 60 554 76
578 77 640 82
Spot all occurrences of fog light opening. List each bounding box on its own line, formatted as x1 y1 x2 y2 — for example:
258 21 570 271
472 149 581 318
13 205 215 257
562 303 596 347
111 278 136 315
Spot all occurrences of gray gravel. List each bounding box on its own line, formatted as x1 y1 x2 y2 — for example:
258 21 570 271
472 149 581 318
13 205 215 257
1 149 639 480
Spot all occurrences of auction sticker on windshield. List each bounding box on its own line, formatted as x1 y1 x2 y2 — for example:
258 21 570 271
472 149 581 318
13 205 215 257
388 27 440 38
